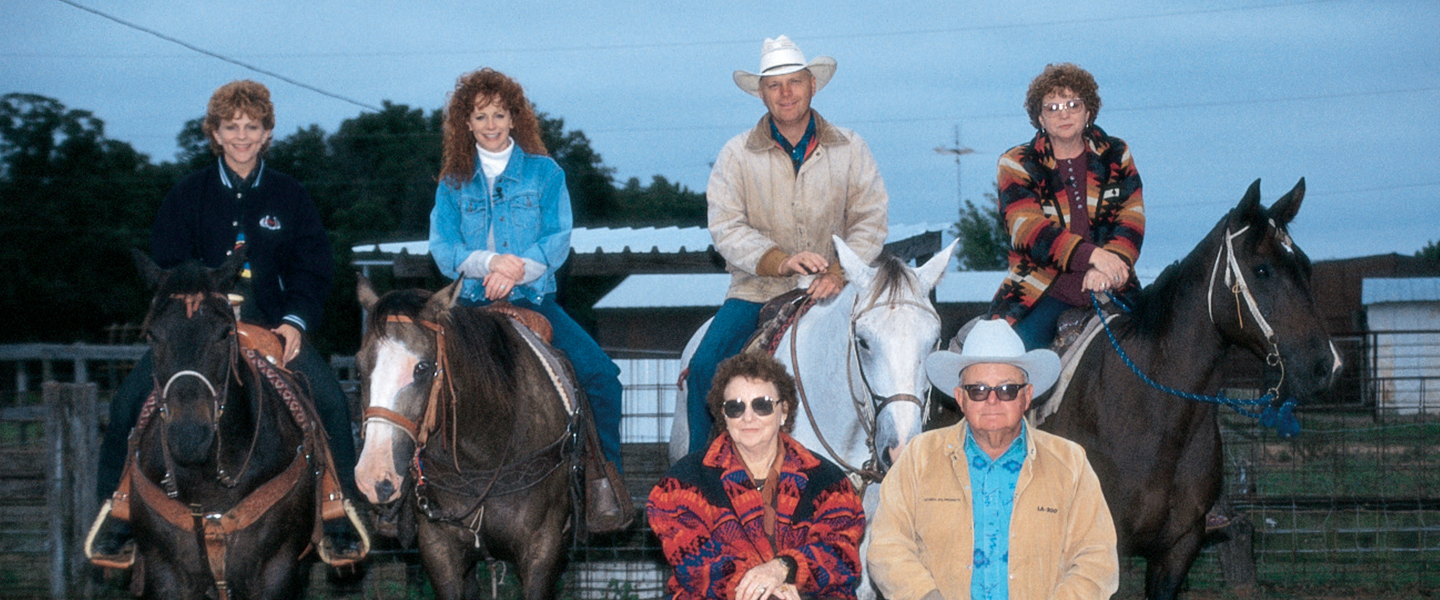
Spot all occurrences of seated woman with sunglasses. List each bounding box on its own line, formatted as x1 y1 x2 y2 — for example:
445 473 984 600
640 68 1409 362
648 353 866 600
988 62 1145 351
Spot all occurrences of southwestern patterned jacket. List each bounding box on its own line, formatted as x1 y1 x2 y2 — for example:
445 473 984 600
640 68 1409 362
989 125 1144 323
647 432 866 600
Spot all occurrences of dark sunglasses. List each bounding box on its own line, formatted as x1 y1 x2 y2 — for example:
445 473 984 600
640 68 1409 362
959 383 1029 402
722 396 778 419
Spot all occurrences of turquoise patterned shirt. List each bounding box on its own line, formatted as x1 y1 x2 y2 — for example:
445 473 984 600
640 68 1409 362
965 423 1028 600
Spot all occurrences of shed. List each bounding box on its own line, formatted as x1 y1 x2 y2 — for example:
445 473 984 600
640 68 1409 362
1362 277 1440 415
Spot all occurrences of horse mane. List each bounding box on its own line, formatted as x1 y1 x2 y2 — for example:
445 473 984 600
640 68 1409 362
365 288 431 336
863 253 919 306
442 307 524 419
142 260 229 332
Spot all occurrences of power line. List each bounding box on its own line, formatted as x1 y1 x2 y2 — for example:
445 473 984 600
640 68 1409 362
50 0 381 113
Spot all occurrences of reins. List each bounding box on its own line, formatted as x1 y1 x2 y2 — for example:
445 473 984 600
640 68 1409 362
791 286 940 490
1088 224 1300 436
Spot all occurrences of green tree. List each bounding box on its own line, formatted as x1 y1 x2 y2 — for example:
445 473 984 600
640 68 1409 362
613 175 706 227
1419 240 1440 265
0 93 165 342
951 196 1008 271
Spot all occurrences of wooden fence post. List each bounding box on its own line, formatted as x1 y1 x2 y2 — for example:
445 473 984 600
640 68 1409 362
1216 514 1258 597
45 382 99 600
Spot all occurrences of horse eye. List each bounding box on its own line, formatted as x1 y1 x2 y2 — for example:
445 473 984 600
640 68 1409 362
414 362 434 378
1254 265 1272 279
857 337 871 352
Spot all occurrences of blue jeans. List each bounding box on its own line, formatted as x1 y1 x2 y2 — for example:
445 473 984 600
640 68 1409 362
462 295 625 471
684 299 763 455
1012 295 1075 351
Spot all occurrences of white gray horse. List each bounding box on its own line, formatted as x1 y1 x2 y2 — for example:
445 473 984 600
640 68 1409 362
670 235 954 598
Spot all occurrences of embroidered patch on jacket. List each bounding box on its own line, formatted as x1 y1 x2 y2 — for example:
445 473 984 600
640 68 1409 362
259 215 282 230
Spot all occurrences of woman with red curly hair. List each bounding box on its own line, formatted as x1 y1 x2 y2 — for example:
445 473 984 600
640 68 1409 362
988 63 1145 350
428 68 625 470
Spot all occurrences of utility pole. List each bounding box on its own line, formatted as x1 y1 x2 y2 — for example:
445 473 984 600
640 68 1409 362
933 125 976 214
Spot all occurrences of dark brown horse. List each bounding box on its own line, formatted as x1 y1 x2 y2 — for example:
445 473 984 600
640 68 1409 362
126 252 321 599
354 278 574 600
1040 179 1340 599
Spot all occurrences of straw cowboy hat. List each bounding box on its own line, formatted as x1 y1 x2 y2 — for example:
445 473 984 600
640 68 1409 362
733 35 837 97
925 319 1062 397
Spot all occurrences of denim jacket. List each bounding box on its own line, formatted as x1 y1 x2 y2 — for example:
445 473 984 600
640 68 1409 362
429 146 573 304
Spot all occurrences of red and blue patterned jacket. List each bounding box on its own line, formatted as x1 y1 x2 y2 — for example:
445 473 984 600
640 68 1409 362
989 125 1144 323
647 432 866 599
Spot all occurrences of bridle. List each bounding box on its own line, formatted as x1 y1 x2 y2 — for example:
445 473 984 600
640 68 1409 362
361 314 457 457
792 287 940 490
151 292 252 489
1206 223 1287 403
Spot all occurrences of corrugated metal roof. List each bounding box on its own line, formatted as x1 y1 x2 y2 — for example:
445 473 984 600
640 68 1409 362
351 223 953 257
1362 278 1440 305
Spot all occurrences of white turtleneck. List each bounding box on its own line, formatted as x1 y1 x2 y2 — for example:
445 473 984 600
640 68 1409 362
456 137 545 289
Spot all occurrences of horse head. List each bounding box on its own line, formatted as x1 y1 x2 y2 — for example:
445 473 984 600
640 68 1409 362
834 236 956 473
133 249 245 466
353 276 462 505
1205 178 1341 406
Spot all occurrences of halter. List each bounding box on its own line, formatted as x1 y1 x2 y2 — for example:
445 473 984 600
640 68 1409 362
792 286 940 489
362 315 455 454
1206 224 1286 401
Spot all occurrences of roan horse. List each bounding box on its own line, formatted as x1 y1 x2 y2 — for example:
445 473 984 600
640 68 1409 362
123 252 323 599
670 236 955 598
354 278 575 600
1038 179 1340 600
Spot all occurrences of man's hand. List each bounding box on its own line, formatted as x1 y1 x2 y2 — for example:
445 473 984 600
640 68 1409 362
490 254 527 281
483 272 518 301
734 559 790 600
272 323 303 365
806 272 844 300
779 251 829 277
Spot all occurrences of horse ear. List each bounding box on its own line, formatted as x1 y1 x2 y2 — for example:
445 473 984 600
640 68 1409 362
357 273 380 312
1268 178 1305 228
1234 178 1265 227
426 278 465 315
131 248 165 289
915 239 958 292
211 247 246 293
833 235 876 287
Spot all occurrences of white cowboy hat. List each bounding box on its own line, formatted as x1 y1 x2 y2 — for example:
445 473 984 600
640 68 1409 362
925 319 1061 398
733 35 837 97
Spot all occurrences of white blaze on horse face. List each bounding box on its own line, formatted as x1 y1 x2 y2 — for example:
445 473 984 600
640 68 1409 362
355 337 420 503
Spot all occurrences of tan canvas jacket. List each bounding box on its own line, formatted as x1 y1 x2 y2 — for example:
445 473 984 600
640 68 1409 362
706 111 888 303
868 420 1119 600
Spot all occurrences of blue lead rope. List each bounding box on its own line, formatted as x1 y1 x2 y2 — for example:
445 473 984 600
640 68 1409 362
1089 291 1301 437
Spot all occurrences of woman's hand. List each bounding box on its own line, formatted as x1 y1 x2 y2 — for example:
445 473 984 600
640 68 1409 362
1082 268 1113 293
734 558 790 600
1088 248 1130 284
483 272 518 301
271 323 303 365
490 253 527 281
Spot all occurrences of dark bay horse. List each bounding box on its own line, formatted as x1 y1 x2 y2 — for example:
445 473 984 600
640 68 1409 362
354 278 574 600
1040 179 1340 599
126 253 322 599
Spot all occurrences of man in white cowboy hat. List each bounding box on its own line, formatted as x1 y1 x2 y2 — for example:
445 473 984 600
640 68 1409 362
867 319 1118 600
682 35 889 455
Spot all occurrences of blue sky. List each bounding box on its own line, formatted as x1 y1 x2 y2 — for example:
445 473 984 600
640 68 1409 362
4 0 1438 271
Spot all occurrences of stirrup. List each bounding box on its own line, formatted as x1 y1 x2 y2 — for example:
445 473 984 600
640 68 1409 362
317 499 371 567
85 500 136 569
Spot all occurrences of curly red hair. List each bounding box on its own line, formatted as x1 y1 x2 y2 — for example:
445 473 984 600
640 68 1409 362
1023 63 1102 131
202 80 275 156
438 68 548 188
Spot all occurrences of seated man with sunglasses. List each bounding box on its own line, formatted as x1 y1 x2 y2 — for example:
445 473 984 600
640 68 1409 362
867 319 1118 600
649 353 866 600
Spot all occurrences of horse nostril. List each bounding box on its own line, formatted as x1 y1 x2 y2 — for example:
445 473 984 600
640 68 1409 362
375 479 396 504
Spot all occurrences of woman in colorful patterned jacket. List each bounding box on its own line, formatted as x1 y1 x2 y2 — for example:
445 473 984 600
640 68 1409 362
648 353 866 600
428 68 625 470
989 63 1145 350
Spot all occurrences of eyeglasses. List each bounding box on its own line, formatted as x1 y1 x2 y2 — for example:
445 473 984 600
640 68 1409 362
1043 98 1085 114
723 396 778 419
959 383 1029 402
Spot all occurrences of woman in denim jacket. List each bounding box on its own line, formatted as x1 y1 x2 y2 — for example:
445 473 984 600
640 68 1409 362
429 68 625 470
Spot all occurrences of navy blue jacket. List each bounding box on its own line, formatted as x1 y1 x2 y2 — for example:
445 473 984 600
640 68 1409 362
150 160 332 332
